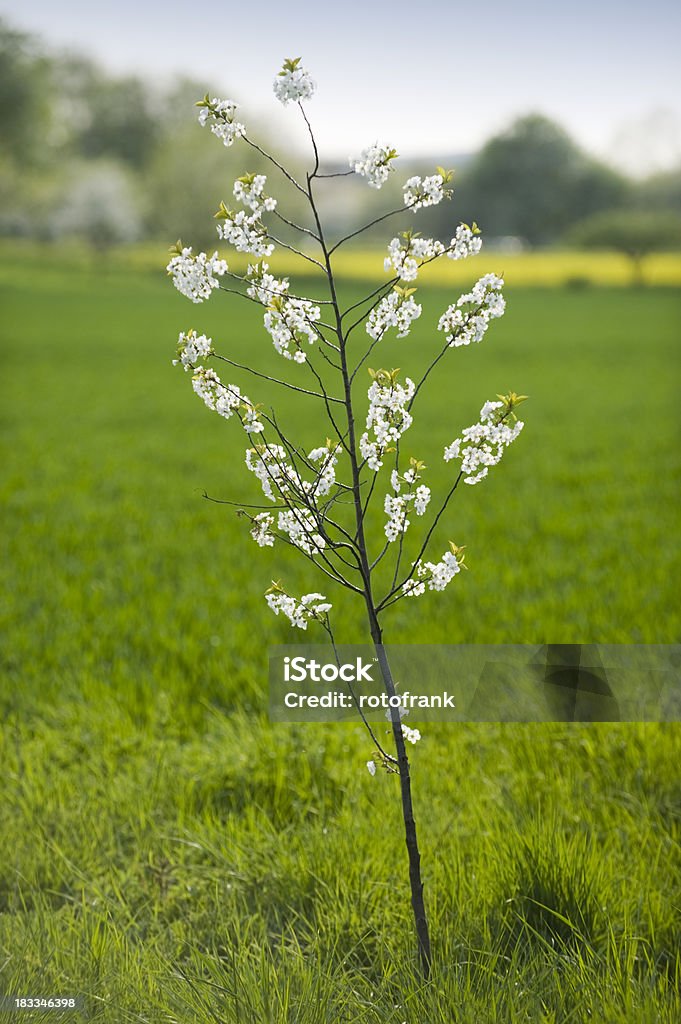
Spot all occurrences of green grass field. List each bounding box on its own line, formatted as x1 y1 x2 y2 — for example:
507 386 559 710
1 249 680 1022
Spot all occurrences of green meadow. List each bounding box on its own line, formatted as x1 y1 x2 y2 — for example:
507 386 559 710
1 246 680 1022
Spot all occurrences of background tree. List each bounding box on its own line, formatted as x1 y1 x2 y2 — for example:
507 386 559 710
48 161 142 251
0 19 52 166
633 167 681 214
73 73 159 170
452 115 629 246
568 209 681 285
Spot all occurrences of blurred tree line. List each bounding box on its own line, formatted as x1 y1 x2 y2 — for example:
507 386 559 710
2 17 681 253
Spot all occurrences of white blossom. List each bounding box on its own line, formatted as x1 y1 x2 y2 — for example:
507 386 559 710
216 208 274 258
307 444 341 498
233 174 277 213
366 290 422 340
197 97 245 147
173 329 213 371
437 273 506 348
265 590 331 629
383 464 430 540
366 760 377 776
402 725 421 744
350 143 397 188
447 223 483 261
384 235 445 282
192 367 263 433
263 296 321 362
277 507 325 555
245 441 340 502
403 549 462 598
246 263 289 305
166 247 228 303
241 404 263 434
250 512 275 547
246 443 298 501
403 173 451 212
384 494 411 541
273 58 316 105
359 373 415 471
443 398 523 485
414 484 431 516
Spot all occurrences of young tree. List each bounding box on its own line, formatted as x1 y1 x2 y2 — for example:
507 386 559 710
166 58 527 978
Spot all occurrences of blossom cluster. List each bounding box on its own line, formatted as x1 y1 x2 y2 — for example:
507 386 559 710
384 465 431 541
437 273 506 348
216 206 274 259
245 442 340 502
263 295 321 362
246 263 289 305
166 246 228 303
213 174 277 258
366 288 422 340
444 398 524 485
403 173 451 212
278 507 325 554
250 512 275 547
350 143 398 188
197 97 246 147
265 589 331 629
307 444 341 499
192 366 263 433
403 546 464 598
246 263 320 363
359 371 415 471
246 443 300 501
384 235 444 282
273 58 316 105
447 223 483 261
233 174 277 213
173 329 213 371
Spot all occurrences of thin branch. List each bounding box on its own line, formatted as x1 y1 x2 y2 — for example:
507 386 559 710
212 353 344 403
243 134 308 197
341 277 398 321
267 232 326 272
203 492 288 510
329 206 405 255
315 169 356 179
298 102 320 176
370 540 390 570
221 268 334 306
344 279 398 345
303 357 351 452
314 342 342 370
408 298 489 412
273 208 320 242
350 333 386 384
360 471 380 524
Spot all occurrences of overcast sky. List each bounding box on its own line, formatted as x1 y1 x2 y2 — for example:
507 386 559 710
3 0 681 174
